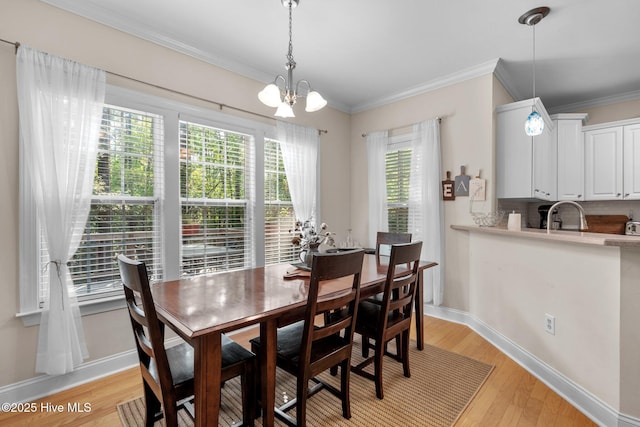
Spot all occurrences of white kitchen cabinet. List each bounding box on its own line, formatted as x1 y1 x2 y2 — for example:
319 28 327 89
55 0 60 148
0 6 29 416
584 126 623 200
623 123 640 199
584 120 640 201
497 98 553 199
554 114 589 201
532 121 555 200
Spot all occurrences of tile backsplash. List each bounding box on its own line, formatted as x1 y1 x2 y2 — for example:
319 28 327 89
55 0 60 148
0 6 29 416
497 200 640 230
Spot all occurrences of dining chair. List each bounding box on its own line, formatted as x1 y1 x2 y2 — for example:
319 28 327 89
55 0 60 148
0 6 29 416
375 231 412 262
361 231 414 355
249 249 365 427
351 241 423 400
117 254 256 427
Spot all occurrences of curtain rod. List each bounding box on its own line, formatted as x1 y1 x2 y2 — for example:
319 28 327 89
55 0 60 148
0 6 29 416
0 37 328 136
361 117 442 138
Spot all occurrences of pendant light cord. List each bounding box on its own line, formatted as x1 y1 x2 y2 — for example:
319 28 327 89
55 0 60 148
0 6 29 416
532 24 536 99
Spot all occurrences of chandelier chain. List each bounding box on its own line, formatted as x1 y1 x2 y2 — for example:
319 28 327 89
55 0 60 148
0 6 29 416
286 1 295 68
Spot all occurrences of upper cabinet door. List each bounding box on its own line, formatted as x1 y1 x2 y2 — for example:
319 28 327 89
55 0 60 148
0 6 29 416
556 117 587 201
496 105 533 199
623 124 640 200
584 126 623 200
532 121 556 201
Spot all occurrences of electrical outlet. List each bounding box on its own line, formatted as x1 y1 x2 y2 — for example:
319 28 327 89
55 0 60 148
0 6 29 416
545 313 555 335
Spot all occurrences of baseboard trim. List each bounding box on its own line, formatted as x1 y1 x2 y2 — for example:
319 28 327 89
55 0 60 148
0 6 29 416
425 304 640 427
0 336 182 405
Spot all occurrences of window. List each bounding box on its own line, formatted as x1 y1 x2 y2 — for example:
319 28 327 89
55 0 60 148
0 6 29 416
20 86 313 321
179 120 254 275
41 105 164 302
386 145 412 233
264 138 296 265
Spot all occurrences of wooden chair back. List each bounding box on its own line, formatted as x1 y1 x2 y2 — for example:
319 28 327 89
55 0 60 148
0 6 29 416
375 231 412 263
379 241 422 337
118 254 175 401
118 254 194 425
301 249 365 376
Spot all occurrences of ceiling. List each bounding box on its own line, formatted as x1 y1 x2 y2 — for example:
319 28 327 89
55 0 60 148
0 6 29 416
42 0 640 114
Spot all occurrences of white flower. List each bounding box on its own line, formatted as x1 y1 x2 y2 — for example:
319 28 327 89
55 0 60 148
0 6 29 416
291 219 335 249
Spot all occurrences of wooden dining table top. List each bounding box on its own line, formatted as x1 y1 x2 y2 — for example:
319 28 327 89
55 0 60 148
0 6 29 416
151 254 437 341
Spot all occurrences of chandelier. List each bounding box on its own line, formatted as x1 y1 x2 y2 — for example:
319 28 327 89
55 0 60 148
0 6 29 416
519 6 550 136
258 0 327 118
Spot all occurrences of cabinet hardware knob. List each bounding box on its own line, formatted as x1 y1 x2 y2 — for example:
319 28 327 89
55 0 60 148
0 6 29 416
617 193 622 197
625 193 630 197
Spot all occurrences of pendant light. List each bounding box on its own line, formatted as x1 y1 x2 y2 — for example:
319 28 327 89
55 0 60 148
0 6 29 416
519 7 550 136
258 0 327 117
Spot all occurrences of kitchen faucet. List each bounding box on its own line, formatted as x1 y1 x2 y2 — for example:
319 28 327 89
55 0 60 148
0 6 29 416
546 201 588 233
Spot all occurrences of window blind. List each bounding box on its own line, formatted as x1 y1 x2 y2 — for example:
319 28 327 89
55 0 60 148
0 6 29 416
386 148 412 233
179 120 255 275
46 105 165 302
264 138 296 265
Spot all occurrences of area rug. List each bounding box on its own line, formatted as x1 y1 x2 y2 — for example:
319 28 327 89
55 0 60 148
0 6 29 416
117 341 493 427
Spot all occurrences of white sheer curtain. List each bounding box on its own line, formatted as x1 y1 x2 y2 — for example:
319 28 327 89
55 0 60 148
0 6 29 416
408 119 444 305
16 47 106 375
366 131 389 247
277 121 319 224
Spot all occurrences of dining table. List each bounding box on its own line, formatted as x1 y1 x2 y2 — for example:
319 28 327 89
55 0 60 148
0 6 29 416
151 253 438 427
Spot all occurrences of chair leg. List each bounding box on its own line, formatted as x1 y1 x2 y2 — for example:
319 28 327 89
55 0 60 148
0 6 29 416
251 343 262 405
374 341 385 399
362 335 370 358
142 382 160 427
242 362 256 427
296 376 309 427
162 395 179 427
341 359 352 419
330 364 338 376
402 330 411 378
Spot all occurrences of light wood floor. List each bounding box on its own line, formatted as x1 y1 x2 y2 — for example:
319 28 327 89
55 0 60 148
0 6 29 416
0 316 596 427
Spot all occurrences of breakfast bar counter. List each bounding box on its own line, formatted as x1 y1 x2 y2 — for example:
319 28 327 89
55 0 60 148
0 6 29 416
451 224 640 247
452 223 640 423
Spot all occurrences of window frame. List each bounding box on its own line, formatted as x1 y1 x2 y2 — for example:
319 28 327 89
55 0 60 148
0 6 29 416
18 85 309 326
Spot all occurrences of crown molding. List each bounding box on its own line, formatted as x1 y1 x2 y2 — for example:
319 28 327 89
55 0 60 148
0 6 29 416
548 89 640 114
351 58 501 114
493 58 522 102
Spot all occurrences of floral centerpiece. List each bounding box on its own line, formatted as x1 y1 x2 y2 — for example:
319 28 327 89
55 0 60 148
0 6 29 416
291 219 335 249
291 220 335 267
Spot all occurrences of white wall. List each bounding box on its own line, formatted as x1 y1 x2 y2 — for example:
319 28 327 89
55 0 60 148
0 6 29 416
469 232 622 409
0 0 351 387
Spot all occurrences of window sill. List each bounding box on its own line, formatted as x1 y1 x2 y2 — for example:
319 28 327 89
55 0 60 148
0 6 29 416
16 296 127 327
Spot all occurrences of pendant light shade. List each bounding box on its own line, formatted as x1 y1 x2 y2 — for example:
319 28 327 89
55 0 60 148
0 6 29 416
275 102 295 118
525 110 545 136
258 83 282 108
519 7 550 137
305 90 327 112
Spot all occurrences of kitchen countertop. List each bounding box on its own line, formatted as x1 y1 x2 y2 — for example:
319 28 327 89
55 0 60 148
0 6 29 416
451 224 640 247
